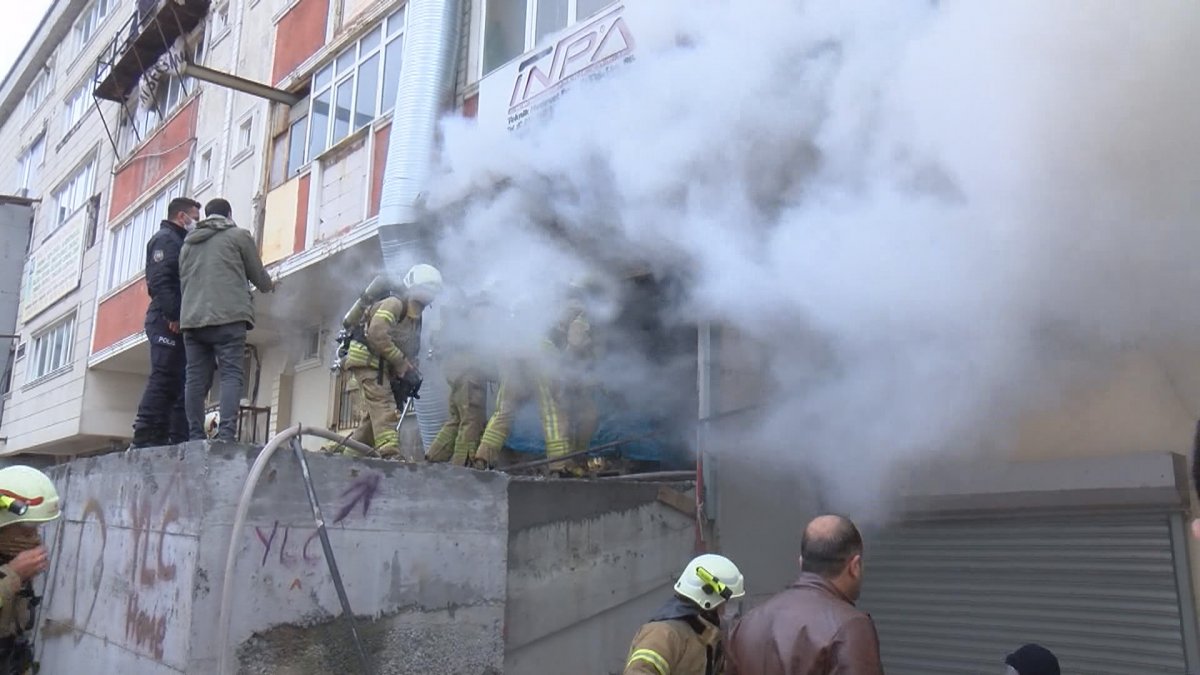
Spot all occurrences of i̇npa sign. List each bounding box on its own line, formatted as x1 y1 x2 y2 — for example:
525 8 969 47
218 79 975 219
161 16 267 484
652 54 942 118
478 3 636 132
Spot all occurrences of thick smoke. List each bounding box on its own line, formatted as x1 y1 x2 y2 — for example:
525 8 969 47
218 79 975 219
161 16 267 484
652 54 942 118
425 0 1200 515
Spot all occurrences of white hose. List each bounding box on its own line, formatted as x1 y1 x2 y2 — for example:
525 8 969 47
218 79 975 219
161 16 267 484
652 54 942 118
215 424 377 675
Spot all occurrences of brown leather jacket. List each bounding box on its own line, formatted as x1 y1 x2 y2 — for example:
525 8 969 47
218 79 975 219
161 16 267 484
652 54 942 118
727 573 884 675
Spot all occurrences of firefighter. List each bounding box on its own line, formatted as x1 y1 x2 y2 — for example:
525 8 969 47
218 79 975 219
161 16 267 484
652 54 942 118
473 344 570 473
426 294 487 466
0 466 62 674
339 264 442 459
130 197 202 448
554 284 600 464
624 554 745 675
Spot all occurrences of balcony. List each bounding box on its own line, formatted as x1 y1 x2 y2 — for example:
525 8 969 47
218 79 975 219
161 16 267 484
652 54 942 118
93 0 212 103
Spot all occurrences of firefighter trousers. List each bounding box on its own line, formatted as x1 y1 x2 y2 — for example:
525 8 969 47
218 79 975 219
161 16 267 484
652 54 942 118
348 366 401 458
476 368 569 468
427 374 486 465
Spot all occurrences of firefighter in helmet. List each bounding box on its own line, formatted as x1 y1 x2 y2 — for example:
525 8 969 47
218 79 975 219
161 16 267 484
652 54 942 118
624 554 745 675
339 264 443 459
426 293 488 466
0 465 62 674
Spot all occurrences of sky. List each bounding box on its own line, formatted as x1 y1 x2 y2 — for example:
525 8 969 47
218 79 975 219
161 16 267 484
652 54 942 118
0 0 53 85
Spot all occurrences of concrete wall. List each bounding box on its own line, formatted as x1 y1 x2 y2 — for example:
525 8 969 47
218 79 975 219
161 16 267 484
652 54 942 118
31 445 694 673
505 481 697 674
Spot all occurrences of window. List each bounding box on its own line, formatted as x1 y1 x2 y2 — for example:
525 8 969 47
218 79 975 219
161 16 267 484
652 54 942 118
51 158 97 230
331 370 363 430
63 80 90 132
237 115 254 153
304 9 405 160
298 327 323 365
73 0 114 57
29 315 75 382
105 178 185 291
126 73 187 150
23 69 50 120
196 146 213 186
483 0 614 74
16 134 45 192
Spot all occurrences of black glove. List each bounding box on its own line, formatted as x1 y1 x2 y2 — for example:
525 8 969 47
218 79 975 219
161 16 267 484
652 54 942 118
389 368 423 408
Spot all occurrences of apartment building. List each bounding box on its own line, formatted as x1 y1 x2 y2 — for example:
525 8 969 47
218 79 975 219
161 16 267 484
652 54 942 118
0 0 626 457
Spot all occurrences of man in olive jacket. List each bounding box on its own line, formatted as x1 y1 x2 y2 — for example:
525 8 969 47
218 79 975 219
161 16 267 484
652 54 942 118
179 198 275 441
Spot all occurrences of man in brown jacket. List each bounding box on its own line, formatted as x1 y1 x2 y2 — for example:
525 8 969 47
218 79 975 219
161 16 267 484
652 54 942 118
728 515 884 675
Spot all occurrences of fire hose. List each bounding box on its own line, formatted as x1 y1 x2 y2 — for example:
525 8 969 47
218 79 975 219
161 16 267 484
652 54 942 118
216 425 377 675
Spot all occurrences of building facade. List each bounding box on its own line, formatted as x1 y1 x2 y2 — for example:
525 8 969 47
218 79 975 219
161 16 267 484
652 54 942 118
1 0 1197 672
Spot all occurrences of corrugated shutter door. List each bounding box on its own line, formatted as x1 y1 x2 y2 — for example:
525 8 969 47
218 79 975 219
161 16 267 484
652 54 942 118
859 512 1191 675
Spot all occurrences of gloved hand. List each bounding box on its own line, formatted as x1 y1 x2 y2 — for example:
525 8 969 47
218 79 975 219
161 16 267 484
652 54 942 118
389 368 423 408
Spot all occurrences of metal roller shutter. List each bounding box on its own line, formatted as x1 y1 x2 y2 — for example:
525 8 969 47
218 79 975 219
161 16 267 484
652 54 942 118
859 511 1198 675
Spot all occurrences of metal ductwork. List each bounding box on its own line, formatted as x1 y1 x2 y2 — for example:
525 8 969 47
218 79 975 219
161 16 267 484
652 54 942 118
377 0 463 450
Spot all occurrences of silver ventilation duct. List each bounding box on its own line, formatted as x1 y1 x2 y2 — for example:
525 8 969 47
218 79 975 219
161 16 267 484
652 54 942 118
377 0 462 450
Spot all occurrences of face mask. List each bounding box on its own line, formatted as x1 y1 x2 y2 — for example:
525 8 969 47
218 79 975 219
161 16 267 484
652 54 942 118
183 216 197 232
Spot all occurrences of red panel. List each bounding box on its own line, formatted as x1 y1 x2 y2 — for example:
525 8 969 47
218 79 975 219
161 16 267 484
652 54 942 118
272 0 330 85
294 173 311 253
462 94 479 119
368 123 391 219
109 99 199 220
92 279 150 354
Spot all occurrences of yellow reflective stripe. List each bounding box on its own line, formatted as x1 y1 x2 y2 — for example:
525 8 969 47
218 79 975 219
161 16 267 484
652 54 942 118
628 649 669 675
382 345 403 360
374 309 398 324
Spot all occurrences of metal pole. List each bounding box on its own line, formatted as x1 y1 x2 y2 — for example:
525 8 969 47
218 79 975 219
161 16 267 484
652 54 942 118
290 438 372 675
394 397 413 436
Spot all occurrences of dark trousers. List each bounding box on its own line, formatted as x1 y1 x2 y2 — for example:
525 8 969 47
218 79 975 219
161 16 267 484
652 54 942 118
184 322 246 442
131 313 188 446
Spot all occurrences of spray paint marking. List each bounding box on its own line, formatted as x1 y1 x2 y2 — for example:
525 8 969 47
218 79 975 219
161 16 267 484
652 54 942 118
68 498 107 643
333 473 381 524
125 593 167 660
254 521 322 568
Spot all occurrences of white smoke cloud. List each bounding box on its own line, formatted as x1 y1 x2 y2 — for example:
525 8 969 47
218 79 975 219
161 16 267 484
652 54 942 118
426 0 1200 515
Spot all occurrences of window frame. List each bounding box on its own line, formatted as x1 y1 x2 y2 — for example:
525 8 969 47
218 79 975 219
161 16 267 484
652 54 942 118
17 133 46 193
63 78 91 134
23 69 51 121
303 8 406 163
103 177 186 293
72 0 115 60
28 313 76 383
50 157 98 234
482 0 614 76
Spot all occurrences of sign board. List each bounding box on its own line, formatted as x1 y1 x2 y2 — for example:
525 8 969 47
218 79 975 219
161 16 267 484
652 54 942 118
477 3 637 132
19 207 88 323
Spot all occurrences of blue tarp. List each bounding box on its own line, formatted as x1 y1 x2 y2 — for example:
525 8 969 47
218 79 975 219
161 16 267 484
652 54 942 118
505 390 677 464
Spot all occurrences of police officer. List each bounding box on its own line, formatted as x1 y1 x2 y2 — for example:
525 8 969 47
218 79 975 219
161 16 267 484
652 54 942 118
130 197 201 448
0 465 61 674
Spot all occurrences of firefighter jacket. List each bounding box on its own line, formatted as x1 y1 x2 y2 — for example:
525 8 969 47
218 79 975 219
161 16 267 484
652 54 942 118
179 215 274 330
145 220 186 322
625 596 724 675
344 295 422 376
0 563 31 639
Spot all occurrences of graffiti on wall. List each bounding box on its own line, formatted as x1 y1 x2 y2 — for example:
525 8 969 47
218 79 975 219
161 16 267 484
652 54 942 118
55 469 193 663
252 472 382 570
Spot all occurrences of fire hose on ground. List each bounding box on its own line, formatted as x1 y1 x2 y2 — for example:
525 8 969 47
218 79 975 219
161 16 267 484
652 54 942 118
216 424 377 675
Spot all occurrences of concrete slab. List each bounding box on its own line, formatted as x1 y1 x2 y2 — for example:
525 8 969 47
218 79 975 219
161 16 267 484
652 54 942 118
31 442 695 674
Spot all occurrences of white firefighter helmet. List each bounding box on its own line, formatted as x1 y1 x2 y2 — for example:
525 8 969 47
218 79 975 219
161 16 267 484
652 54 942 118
204 411 220 438
0 466 61 528
402 264 444 305
674 553 745 610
